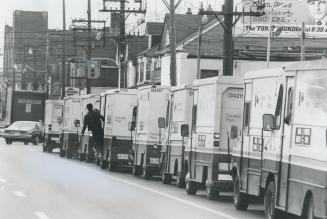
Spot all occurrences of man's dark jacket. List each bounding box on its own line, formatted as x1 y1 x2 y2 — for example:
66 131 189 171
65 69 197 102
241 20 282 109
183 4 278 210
82 110 104 134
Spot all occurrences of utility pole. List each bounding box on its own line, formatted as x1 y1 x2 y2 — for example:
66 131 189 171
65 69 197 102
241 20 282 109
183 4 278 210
301 21 305 61
223 0 233 76
170 0 177 86
87 0 92 94
100 0 146 89
45 34 50 97
62 0 66 99
199 1 265 76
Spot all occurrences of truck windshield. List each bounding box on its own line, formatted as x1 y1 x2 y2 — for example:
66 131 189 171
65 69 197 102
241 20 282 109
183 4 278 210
295 70 327 126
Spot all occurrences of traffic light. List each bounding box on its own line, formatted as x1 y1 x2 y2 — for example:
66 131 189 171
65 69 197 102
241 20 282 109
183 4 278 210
86 60 100 79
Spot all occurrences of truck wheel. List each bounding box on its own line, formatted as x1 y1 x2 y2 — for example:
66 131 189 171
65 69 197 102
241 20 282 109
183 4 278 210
206 181 219 200
303 196 315 219
59 149 65 157
32 136 40 145
42 144 46 151
186 179 198 195
233 175 249 210
108 161 117 172
162 172 172 184
79 153 85 161
177 172 186 188
133 165 142 176
47 145 53 153
143 166 152 180
264 181 283 219
66 151 73 159
100 159 109 169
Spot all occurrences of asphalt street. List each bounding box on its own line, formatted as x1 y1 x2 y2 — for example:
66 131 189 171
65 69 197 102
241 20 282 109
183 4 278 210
0 140 298 219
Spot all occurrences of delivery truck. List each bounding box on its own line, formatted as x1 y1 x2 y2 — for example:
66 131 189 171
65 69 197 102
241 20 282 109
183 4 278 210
43 100 64 153
5 88 46 125
61 95 82 158
231 60 327 219
131 85 170 179
184 76 243 200
101 89 137 170
161 84 193 187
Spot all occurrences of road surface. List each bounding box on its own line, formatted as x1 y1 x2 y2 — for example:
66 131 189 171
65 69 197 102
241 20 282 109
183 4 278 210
0 140 291 219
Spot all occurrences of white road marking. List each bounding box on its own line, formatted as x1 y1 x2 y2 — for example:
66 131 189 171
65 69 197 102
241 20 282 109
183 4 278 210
34 211 51 219
109 176 237 219
12 190 26 197
0 178 7 183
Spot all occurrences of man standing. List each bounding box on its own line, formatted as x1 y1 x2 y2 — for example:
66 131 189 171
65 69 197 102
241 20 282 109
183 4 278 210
82 103 104 157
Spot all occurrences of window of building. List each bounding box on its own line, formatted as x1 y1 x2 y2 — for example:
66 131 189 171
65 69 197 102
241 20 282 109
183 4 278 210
200 69 219 79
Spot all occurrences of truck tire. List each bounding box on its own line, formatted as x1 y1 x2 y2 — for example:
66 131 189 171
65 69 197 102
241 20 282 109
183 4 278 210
42 144 46 151
66 151 73 159
86 154 93 163
133 165 142 176
100 159 109 169
59 149 65 157
108 161 117 172
162 172 172 184
264 181 284 219
303 196 315 219
79 153 85 161
233 175 249 210
176 172 186 188
206 181 219 200
143 166 152 180
96 157 101 166
186 179 198 195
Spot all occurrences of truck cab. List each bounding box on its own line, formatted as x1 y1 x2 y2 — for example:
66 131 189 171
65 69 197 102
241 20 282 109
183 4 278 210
132 85 170 179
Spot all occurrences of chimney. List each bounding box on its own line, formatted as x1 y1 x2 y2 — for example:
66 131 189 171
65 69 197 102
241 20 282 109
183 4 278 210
186 8 192 15
207 4 213 11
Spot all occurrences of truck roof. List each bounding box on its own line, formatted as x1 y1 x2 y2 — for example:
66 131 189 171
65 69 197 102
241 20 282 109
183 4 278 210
285 59 327 71
137 85 171 91
170 84 192 92
105 88 137 95
193 76 243 87
45 99 64 105
244 60 327 80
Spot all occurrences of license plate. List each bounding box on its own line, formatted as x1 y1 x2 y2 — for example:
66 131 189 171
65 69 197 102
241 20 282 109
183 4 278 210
51 137 60 142
117 154 128 160
150 158 160 165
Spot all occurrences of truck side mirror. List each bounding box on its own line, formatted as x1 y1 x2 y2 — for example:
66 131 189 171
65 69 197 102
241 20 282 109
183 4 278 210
128 121 136 131
74 119 80 128
230 126 238 139
158 117 166 129
263 114 275 131
181 124 189 137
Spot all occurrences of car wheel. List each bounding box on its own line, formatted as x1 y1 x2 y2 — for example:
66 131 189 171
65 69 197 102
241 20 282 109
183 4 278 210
5 139 12 145
32 136 40 145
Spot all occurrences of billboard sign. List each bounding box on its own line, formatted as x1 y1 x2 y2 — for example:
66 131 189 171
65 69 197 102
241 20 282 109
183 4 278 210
235 0 327 38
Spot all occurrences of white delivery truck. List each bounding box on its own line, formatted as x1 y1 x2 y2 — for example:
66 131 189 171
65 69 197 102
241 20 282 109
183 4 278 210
184 76 243 200
101 89 137 170
43 100 64 153
161 84 194 187
78 94 101 163
61 95 83 158
132 85 170 179
231 60 327 219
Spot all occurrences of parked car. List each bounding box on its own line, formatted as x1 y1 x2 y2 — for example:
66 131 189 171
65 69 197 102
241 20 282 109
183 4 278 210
2 121 44 145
